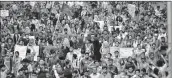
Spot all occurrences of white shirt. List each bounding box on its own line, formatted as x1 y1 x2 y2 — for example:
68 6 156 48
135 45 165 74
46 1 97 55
66 52 74 62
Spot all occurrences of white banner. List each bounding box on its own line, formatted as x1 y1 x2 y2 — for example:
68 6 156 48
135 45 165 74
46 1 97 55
14 45 27 59
0 10 9 17
119 48 133 58
27 46 39 61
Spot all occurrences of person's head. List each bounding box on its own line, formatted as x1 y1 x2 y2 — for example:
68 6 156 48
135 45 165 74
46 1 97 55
140 68 146 75
115 41 120 47
18 40 24 45
69 47 73 52
7 38 13 44
92 67 97 74
18 68 24 75
90 34 95 41
102 66 108 73
72 70 78 76
127 56 133 62
85 53 89 59
0 65 6 71
152 43 156 48
119 58 125 65
156 60 165 67
94 61 100 66
128 66 134 73
106 53 112 58
22 59 30 66
157 6 160 10
161 37 166 42
64 28 68 34
136 35 140 40
84 70 89 76
39 59 45 65
15 51 19 57
108 58 113 65
149 52 155 59
50 49 56 56
114 51 119 57
135 69 140 76
73 54 77 59
141 57 146 63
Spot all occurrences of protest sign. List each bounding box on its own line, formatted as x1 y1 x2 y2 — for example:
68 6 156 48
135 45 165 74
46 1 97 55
119 48 133 58
94 21 104 31
14 45 27 59
108 26 114 32
127 4 136 18
27 46 39 61
29 36 35 39
0 10 9 17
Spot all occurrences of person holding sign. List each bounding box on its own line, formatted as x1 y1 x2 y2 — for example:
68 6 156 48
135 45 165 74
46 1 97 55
12 51 22 76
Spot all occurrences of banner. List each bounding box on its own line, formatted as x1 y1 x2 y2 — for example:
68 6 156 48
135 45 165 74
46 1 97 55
127 4 136 18
27 46 39 61
14 45 27 59
0 10 9 17
119 48 133 58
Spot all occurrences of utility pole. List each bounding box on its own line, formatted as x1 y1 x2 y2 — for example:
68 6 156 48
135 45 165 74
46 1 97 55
167 1 172 78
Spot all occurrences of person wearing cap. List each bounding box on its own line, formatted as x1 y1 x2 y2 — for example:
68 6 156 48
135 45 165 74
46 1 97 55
19 58 32 78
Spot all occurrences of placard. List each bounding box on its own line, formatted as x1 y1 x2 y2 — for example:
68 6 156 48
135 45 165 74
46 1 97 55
119 48 133 58
27 46 39 61
0 10 9 17
14 45 27 59
29 36 35 40
94 21 104 31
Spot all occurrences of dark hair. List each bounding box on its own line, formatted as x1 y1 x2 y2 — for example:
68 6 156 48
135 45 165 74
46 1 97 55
15 51 19 55
31 24 35 31
50 49 56 54
27 49 31 53
156 60 165 67
141 68 146 73
153 68 159 75
135 69 140 72
102 66 107 69
73 54 77 59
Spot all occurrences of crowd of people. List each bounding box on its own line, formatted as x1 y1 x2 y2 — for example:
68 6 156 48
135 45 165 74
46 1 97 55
0 1 171 78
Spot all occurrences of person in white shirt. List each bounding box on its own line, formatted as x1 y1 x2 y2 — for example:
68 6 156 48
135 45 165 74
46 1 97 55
66 47 74 62
90 67 100 78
